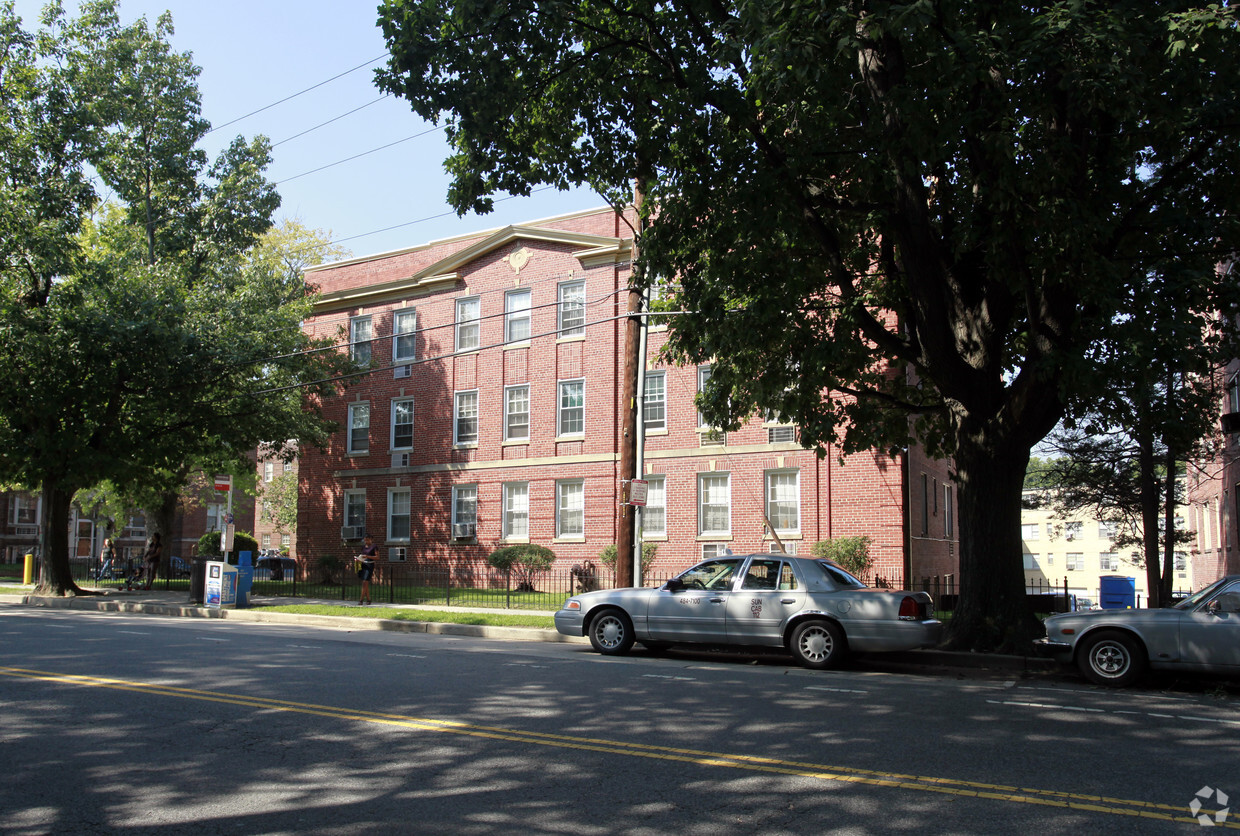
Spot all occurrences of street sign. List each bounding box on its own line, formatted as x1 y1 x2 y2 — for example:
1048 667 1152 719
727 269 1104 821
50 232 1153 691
629 479 648 507
214 474 232 492
222 524 235 553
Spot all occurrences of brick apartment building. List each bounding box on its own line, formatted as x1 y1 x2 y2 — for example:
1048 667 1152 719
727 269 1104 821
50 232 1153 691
295 206 958 585
1187 352 1240 584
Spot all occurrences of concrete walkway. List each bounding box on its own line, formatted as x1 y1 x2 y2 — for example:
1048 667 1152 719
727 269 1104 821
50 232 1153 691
0 582 1056 674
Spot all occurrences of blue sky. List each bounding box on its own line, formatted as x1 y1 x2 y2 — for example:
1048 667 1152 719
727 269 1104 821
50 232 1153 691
13 0 606 262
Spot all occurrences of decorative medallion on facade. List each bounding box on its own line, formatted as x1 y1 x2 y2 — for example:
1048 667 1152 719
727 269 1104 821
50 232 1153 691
502 246 534 274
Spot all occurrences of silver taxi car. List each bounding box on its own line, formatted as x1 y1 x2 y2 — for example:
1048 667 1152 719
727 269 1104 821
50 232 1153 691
1038 575 1240 687
555 553 942 669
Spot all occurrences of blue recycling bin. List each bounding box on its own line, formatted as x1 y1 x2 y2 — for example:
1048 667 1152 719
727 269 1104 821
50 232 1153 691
235 551 254 608
1099 575 1136 609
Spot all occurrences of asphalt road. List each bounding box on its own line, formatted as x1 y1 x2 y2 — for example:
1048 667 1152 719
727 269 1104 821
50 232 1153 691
2 603 1237 835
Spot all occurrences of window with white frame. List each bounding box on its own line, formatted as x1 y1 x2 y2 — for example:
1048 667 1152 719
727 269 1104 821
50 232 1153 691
696 365 713 427
503 482 529 539
263 461 274 482
1023 553 1038 570
281 533 290 549
701 543 729 560
1099 552 1118 572
556 479 585 538
641 476 666 537
391 398 415 450
766 470 800 533
393 308 417 363
643 371 666 432
1064 521 1083 540
452 485 477 538
1021 523 1040 540
768 541 797 555
504 385 530 441
388 488 411 541
454 391 478 445
455 296 480 352
557 379 584 436
10 494 39 526
205 503 225 532
347 403 370 454
350 315 372 364
505 288 531 343
1066 553 1085 571
558 279 585 336
344 490 366 533
390 546 407 562
1098 520 1117 539
944 485 954 538
262 533 272 548
698 472 731 536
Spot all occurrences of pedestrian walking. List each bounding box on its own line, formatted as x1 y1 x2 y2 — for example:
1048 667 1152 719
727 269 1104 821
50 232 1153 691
140 533 162 590
98 537 116 581
355 534 377 605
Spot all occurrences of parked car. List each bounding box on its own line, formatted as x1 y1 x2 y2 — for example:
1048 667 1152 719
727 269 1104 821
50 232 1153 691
167 556 191 579
255 554 297 581
1037 575 1240 687
554 553 942 669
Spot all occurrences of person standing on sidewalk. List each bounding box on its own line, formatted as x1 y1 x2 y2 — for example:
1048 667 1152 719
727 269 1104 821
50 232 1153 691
355 534 377 605
140 533 162 590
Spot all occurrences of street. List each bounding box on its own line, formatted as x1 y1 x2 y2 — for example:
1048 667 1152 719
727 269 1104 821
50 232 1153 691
2 604 1237 834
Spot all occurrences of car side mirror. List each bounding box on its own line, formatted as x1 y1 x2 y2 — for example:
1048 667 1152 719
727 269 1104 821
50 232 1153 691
665 577 685 593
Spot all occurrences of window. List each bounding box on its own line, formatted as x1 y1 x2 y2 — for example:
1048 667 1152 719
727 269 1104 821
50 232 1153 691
350 315 372 364
503 482 529 539
1064 521 1083 540
393 309 417 362
505 288 531 343
1066 553 1085 571
696 365 713 428
766 470 799 533
558 379 584 436
262 533 272 548
390 546 407 562
769 541 797 555
391 398 415 450
642 476 666 537
388 488 411 541
742 559 798 591
944 484 954 538
558 279 585 336
205 504 225 532
1098 520 1117 539
455 297 480 352
1023 553 1038 570
454 391 478 445
452 485 477 537
281 533 290 549
1021 524 1040 541
700 543 730 561
698 473 731 536
347 403 370 454
1100 553 1118 572
504 385 530 441
344 490 366 533
556 479 584 538
643 371 666 432
920 473 929 535
10 494 39 526
263 461 274 483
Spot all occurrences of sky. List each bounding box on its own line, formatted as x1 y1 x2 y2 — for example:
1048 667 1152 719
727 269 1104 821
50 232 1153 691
12 0 606 263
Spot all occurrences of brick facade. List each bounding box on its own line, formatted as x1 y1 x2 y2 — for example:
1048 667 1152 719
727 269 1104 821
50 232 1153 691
296 207 958 587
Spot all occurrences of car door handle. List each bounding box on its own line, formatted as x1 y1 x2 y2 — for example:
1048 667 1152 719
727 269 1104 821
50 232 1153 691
781 599 797 604
710 598 724 604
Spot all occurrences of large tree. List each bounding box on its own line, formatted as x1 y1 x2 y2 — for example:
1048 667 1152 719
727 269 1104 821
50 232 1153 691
0 1 352 594
376 0 1240 650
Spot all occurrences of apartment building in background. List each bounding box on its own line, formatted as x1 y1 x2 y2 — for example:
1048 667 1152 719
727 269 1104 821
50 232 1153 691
292 206 958 585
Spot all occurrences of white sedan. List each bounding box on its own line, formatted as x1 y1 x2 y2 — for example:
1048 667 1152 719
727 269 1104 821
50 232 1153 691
555 553 942 669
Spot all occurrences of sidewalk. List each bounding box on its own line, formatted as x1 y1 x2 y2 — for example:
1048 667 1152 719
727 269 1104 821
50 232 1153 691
0 583 1056 674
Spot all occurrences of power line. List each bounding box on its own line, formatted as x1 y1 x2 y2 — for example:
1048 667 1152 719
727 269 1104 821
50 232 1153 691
206 53 391 136
273 126 442 186
271 96 393 149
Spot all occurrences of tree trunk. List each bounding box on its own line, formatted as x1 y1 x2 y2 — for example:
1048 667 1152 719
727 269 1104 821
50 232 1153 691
1160 445 1177 606
1137 424 1162 608
943 422 1041 652
39 477 83 596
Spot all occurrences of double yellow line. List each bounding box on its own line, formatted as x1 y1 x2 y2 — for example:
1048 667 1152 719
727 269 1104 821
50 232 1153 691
2 665 1232 828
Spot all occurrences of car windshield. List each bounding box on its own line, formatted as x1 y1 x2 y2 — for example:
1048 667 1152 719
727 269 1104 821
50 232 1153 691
816 560 866 588
1174 577 1233 610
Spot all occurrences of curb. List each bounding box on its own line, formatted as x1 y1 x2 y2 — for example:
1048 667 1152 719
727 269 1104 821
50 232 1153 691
2 591 1055 670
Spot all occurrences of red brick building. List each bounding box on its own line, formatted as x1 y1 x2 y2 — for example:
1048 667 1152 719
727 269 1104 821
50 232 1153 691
296 207 958 585
1187 352 1240 584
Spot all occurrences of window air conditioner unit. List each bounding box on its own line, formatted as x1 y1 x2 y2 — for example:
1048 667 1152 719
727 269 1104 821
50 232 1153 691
394 365 411 379
391 452 410 468
453 523 476 539
340 526 364 541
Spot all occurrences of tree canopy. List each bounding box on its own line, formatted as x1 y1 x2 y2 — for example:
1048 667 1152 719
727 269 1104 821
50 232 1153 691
377 0 1240 650
0 1 353 594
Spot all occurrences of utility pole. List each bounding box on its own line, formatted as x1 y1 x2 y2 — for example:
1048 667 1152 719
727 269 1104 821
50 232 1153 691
617 175 649 588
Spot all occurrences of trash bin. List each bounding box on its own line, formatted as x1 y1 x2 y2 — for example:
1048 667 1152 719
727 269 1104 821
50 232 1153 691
205 561 237 609
189 558 208 604
235 551 254 608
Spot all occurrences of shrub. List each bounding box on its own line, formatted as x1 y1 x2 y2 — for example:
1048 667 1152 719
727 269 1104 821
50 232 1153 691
598 542 658 575
810 536 873 577
196 530 260 564
487 544 556 592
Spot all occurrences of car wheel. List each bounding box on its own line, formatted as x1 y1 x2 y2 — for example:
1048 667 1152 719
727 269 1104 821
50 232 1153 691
790 619 846 670
588 608 635 656
1077 630 1146 687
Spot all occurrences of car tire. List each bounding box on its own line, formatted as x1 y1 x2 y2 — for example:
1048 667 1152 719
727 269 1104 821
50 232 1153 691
588 608 635 656
789 619 846 670
1077 629 1146 688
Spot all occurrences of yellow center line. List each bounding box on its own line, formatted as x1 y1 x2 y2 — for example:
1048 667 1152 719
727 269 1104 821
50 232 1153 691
2 665 1232 827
